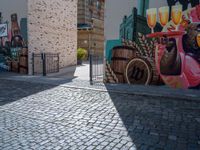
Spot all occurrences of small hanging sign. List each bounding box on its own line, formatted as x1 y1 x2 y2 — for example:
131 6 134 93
0 23 8 37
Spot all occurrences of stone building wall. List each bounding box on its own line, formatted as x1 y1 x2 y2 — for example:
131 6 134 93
28 0 77 74
78 0 105 54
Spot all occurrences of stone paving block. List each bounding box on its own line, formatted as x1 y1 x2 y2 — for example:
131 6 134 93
168 135 177 141
0 79 200 149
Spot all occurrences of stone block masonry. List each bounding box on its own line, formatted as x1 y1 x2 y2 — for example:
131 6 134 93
28 0 77 74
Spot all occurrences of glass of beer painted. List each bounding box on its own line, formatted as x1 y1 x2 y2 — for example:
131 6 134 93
159 6 169 27
197 34 200 47
147 8 157 33
171 5 183 30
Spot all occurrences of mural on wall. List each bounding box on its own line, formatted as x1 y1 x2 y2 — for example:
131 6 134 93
167 0 199 11
105 1 200 89
0 12 28 73
152 4 200 89
0 23 8 38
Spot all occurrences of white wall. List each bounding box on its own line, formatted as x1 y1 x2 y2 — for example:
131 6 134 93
0 0 27 26
104 0 169 41
149 0 168 9
104 0 137 41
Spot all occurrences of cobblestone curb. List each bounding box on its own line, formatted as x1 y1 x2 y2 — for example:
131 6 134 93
0 74 200 102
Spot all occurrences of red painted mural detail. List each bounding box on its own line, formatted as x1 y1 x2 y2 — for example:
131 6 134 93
155 5 200 89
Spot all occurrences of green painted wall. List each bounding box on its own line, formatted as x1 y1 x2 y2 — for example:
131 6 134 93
119 7 162 42
105 39 122 63
20 18 28 42
137 0 149 17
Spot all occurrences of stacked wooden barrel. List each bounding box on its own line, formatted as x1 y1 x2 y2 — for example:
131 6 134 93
19 47 28 74
10 61 19 73
110 46 136 83
8 14 28 74
110 45 162 85
9 47 28 74
124 57 162 85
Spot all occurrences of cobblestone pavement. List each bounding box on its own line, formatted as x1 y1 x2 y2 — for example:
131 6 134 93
0 72 200 101
0 79 200 150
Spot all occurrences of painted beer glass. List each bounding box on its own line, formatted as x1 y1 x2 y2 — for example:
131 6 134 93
159 6 169 27
171 5 183 30
147 8 157 33
197 34 200 47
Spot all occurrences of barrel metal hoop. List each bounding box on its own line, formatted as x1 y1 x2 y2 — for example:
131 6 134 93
111 57 129 61
114 72 124 75
112 46 135 50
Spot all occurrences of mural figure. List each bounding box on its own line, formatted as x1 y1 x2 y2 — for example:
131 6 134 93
167 0 199 11
0 13 28 73
154 5 200 89
159 38 182 76
105 2 200 89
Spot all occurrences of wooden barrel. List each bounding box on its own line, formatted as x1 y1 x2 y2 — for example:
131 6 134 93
111 46 137 83
19 47 28 74
20 47 28 56
124 57 162 85
11 61 19 73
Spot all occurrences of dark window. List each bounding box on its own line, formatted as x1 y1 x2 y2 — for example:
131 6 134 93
96 0 101 10
89 10 93 19
89 0 93 5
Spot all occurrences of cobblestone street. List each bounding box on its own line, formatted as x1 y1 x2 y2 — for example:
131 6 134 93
0 79 200 150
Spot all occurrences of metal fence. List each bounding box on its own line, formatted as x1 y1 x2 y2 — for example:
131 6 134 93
32 53 59 76
89 50 104 84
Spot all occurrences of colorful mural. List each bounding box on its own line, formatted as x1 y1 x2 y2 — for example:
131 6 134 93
105 2 200 89
153 5 200 89
0 13 28 73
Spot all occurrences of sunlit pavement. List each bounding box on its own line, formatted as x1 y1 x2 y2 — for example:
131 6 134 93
0 79 200 150
47 62 91 81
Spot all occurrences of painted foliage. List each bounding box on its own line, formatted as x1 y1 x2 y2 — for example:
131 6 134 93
105 1 200 89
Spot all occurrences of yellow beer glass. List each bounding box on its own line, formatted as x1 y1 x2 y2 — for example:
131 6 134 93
159 6 169 27
171 5 183 30
197 34 200 47
147 8 157 33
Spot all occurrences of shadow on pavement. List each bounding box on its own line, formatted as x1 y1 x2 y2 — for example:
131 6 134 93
0 63 90 106
0 73 79 106
0 79 58 106
0 62 90 106
105 84 200 149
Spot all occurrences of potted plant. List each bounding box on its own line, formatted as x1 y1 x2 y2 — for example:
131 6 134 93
77 48 87 65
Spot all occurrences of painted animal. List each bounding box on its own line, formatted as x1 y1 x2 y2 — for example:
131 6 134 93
156 23 200 89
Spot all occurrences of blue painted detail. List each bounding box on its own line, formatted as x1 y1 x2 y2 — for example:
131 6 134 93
10 47 21 60
78 23 92 30
137 0 149 17
105 39 122 63
119 7 161 42
20 18 28 41
144 0 150 17
120 8 138 41
0 54 7 72
0 54 5 64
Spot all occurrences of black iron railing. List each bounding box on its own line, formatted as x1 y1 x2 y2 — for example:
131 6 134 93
32 53 59 76
89 50 104 84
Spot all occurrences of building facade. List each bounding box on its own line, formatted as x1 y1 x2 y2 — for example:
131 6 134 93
78 0 105 55
28 0 77 74
104 0 169 41
0 0 77 74
104 0 200 89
